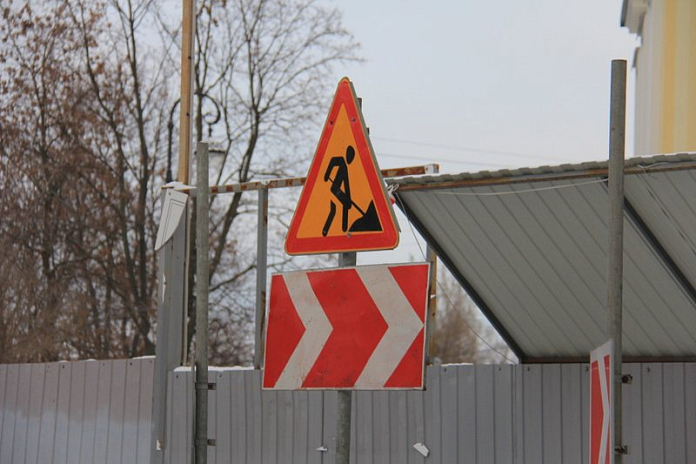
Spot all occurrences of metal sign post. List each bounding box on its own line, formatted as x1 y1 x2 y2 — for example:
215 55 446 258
254 187 269 370
194 142 210 464
336 251 356 464
607 59 627 462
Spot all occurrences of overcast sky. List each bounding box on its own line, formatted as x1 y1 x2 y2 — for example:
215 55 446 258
318 1 639 357
327 0 639 174
317 1 640 266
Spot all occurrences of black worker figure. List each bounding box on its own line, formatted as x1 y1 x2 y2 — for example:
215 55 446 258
322 145 382 237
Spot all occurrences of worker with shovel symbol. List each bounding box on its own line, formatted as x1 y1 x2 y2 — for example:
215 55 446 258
322 145 382 237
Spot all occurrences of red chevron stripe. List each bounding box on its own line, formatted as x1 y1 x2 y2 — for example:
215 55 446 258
388 264 428 322
302 269 388 388
385 330 425 388
263 275 306 388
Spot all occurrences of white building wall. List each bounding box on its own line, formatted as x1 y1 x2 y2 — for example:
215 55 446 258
624 0 696 156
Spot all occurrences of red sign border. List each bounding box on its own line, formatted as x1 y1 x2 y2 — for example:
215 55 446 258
589 340 614 464
285 78 399 255
262 262 430 390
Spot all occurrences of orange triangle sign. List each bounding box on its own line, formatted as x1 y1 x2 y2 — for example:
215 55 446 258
285 78 399 255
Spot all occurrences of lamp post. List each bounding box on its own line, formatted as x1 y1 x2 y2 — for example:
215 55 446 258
166 94 221 183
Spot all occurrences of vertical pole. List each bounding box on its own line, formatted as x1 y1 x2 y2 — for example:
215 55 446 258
195 142 209 464
254 187 269 369
177 0 196 183
608 59 627 461
336 251 355 464
424 244 438 365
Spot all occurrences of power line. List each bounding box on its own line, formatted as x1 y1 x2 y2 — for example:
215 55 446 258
378 152 514 169
393 194 518 364
373 135 568 163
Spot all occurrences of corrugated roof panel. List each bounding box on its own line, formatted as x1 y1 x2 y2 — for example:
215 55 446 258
627 170 696 282
395 155 696 360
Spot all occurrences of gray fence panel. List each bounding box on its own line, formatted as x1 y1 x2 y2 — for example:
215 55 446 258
371 389 389 463
66 361 85 464
322 390 338 463
353 391 371 464
26 363 46 464
440 366 458 463
623 363 643 464
514 365 524 463
560 364 582 464
0 364 19 463
0 365 7 462
53 362 72 464
1 360 695 463
523 364 543 463
424 366 442 464
37 362 59 464
214 371 231 463
643 363 665 463
123 359 142 464
493 365 514 464
542 364 562 463
580 361 590 464
391 390 409 464
686 363 696 463
232 371 248 463
248 370 263 464
12 363 32 463
106 359 127 464
476 365 496 463
0 358 153 464
138 358 155 464
94 361 112 464
0 365 6 455
664 363 687 464
406 389 426 464
306 390 324 464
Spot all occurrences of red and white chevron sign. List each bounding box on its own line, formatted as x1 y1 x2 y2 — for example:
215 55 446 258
262 263 430 390
590 340 613 464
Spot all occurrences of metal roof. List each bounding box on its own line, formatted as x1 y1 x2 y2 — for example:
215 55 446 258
389 153 696 362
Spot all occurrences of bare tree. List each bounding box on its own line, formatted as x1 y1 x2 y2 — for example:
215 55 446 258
67 0 171 356
430 267 513 364
0 0 359 364
0 0 170 361
160 0 361 364
0 0 112 361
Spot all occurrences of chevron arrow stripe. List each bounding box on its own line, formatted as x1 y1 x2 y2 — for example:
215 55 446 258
589 340 613 464
263 263 430 390
273 272 333 389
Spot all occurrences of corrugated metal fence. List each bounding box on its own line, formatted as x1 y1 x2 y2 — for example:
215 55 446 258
0 358 154 464
1 359 694 463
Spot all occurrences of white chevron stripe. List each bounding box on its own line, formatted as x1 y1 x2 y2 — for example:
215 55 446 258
274 272 333 389
598 357 610 464
353 266 424 388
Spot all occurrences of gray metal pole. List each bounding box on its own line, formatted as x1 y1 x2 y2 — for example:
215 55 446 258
608 59 627 461
254 187 269 370
195 142 210 464
336 251 356 464
424 243 437 365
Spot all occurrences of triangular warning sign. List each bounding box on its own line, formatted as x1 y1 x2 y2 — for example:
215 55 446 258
285 78 399 255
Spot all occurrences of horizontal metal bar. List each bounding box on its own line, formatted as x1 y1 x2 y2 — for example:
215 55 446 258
169 164 439 195
393 160 696 192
